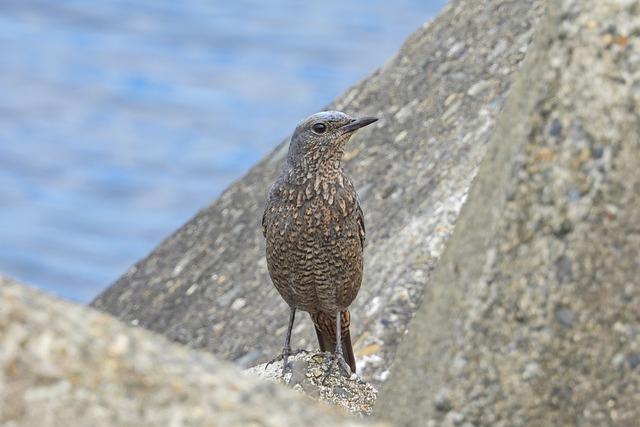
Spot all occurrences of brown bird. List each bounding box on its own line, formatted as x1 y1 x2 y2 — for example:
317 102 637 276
262 111 377 374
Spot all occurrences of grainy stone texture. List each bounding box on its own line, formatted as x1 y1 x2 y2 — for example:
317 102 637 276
92 0 544 385
246 352 378 416
377 0 640 426
0 277 383 427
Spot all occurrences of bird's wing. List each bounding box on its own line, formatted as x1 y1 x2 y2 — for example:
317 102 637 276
355 193 365 247
262 180 279 238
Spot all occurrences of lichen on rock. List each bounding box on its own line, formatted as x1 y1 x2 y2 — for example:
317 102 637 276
246 352 378 416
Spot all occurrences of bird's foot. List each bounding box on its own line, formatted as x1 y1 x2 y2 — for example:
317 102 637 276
265 348 290 374
265 348 309 374
321 352 351 385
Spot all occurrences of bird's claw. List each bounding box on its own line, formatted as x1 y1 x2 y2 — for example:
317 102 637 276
321 352 351 385
265 348 309 374
265 350 289 373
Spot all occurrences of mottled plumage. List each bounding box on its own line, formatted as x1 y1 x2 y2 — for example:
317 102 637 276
262 111 376 373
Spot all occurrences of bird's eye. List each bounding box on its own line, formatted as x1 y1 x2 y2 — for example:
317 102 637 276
312 122 327 134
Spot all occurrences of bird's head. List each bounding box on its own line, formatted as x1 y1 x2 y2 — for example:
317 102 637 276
287 111 378 171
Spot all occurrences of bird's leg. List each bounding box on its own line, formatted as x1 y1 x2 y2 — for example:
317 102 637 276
334 309 343 357
281 306 296 371
265 307 296 375
322 310 350 383
333 309 352 374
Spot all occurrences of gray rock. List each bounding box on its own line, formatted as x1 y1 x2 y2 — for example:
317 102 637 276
377 0 640 426
628 353 640 370
0 277 382 427
92 0 544 386
434 388 453 412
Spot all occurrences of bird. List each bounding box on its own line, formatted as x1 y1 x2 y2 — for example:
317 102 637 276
262 110 377 374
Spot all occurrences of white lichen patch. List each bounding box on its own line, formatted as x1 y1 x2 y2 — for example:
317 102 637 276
246 351 377 416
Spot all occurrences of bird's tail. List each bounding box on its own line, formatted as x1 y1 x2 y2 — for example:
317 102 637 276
312 309 356 373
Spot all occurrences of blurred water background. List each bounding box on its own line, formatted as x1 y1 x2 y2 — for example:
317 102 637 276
0 0 445 303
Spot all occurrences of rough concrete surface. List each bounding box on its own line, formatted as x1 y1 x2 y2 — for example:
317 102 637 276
0 277 383 427
377 0 640 426
92 0 544 385
246 351 377 416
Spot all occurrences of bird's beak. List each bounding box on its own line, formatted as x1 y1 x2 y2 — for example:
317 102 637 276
340 116 378 133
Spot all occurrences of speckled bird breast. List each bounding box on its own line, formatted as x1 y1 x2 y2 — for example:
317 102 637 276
263 170 365 314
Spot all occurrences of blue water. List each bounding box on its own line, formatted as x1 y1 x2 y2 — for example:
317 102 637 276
0 0 444 303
